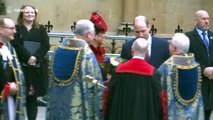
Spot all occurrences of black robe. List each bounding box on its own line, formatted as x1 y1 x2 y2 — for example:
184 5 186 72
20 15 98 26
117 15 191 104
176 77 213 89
105 58 163 120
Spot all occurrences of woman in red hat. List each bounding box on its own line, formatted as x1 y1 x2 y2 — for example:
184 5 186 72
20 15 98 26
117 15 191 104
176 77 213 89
89 12 109 79
89 12 107 64
90 11 110 114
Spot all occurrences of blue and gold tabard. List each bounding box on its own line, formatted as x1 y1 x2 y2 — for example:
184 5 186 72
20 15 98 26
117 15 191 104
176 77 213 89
46 38 104 120
0 43 25 120
158 53 204 120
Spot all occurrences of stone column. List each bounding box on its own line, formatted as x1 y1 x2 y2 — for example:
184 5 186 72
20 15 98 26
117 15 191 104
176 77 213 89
123 0 136 22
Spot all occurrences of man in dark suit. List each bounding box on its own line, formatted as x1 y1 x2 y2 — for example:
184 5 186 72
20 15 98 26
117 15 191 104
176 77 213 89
185 10 213 120
120 16 170 68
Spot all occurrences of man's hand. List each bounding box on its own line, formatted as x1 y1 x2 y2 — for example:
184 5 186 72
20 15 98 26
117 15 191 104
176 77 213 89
9 82 18 95
204 67 213 80
2 82 18 100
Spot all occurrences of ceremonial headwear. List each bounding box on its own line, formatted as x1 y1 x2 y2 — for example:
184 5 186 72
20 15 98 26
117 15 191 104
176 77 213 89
90 12 108 33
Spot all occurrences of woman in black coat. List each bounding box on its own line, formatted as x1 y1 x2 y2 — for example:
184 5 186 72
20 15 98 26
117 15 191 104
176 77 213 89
11 5 50 120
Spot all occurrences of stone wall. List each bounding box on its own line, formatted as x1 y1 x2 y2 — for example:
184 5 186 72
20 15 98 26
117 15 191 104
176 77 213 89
5 0 213 34
0 0 6 15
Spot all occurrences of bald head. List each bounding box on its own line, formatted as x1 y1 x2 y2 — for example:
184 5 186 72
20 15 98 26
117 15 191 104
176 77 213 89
0 16 16 42
131 38 148 57
195 10 209 19
194 10 210 30
134 16 148 26
133 15 150 39
0 16 15 29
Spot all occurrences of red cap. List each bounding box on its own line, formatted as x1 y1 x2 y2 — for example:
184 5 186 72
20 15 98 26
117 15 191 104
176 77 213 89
90 12 108 32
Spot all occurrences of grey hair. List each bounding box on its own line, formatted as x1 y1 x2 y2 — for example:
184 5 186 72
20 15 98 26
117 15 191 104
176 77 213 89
74 19 95 36
171 33 190 53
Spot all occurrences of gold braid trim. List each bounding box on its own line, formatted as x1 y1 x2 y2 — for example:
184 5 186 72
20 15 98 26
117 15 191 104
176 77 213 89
52 45 84 86
9 48 24 115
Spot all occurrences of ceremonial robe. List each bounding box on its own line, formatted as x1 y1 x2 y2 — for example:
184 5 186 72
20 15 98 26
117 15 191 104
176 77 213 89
105 58 163 120
0 43 25 120
46 38 104 120
158 54 204 120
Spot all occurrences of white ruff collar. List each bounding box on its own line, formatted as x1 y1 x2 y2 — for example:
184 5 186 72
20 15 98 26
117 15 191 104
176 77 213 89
0 45 13 61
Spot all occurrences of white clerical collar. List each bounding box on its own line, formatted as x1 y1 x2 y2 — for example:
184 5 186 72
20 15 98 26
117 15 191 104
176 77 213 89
133 56 145 60
147 34 152 56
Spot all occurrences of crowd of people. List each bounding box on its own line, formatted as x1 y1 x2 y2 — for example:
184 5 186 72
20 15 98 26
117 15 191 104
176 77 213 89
0 4 213 120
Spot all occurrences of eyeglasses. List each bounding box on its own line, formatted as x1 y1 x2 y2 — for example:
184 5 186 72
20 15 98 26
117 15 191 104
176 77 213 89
3 26 16 30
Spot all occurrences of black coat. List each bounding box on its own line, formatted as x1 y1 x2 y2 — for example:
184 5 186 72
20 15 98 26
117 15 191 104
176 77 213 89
120 36 170 68
185 28 213 110
11 24 50 96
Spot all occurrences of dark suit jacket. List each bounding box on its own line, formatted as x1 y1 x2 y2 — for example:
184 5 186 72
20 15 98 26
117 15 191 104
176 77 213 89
120 36 170 68
185 28 213 110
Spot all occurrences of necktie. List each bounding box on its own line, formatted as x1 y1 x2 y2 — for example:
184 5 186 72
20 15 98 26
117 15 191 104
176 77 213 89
145 50 150 61
201 32 209 56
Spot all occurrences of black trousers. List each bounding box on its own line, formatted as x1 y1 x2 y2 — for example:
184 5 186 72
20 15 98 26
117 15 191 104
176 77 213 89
205 110 212 120
26 96 38 120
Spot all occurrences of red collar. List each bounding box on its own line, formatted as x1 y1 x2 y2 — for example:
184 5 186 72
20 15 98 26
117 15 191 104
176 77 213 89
116 58 154 76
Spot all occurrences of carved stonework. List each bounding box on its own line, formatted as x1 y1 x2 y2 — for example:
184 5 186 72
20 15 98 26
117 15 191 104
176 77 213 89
45 21 53 33
0 0 6 15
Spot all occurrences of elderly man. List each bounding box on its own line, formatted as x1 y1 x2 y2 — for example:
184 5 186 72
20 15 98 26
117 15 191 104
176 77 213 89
0 16 25 120
185 10 213 120
158 33 204 120
105 38 163 120
121 15 169 68
47 19 104 120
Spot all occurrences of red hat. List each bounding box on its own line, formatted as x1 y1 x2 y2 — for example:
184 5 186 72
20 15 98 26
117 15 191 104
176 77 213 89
90 12 108 32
